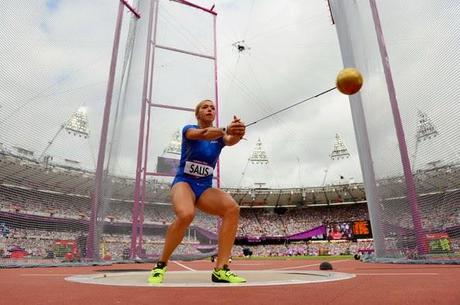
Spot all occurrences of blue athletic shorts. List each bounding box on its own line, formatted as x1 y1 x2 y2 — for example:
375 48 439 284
172 176 212 200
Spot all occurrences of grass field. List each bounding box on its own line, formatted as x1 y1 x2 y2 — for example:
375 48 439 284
232 255 353 261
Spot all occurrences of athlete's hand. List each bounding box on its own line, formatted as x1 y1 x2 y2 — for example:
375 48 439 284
227 115 246 137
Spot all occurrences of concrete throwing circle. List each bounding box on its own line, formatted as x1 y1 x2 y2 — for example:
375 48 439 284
66 270 355 287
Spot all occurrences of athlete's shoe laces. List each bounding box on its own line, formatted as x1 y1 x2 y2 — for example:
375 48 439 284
148 265 167 284
211 264 246 283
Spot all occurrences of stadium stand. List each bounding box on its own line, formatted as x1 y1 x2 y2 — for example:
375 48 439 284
1 151 459 263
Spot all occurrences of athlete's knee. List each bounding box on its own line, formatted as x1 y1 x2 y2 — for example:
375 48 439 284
176 211 195 225
225 202 240 217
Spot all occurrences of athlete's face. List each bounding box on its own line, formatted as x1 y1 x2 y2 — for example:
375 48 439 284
197 101 216 123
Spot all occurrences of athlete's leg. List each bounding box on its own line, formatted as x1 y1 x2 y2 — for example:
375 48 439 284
196 188 240 269
159 182 196 263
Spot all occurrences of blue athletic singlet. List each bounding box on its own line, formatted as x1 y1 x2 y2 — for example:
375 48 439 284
172 124 225 199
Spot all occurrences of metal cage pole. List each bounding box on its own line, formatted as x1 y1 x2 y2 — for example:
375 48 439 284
212 14 221 189
88 0 140 260
329 0 385 256
130 0 157 259
369 0 427 255
137 0 160 255
131 0 219 258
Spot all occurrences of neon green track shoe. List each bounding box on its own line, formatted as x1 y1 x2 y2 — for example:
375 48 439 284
148 266 166 284
212 264 246 283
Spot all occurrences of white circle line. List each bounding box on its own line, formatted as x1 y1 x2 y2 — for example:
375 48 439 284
65 270 356 288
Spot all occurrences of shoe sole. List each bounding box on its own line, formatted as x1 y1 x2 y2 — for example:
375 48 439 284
211 274 246 283
148 272 165 284
148 277 164 284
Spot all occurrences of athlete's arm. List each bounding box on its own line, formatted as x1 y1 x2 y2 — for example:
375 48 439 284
185 127 226 141
185 116 245 143
223 116 246 146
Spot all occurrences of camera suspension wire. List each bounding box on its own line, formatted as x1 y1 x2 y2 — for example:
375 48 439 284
246 86 336 128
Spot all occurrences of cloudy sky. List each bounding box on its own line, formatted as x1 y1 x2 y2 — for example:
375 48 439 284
1 0 457 189
138 0 362 188
207 0 360 188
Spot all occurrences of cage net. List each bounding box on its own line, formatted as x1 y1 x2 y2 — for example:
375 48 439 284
0 0 131 266
0 0 218 267
331 0 460 262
